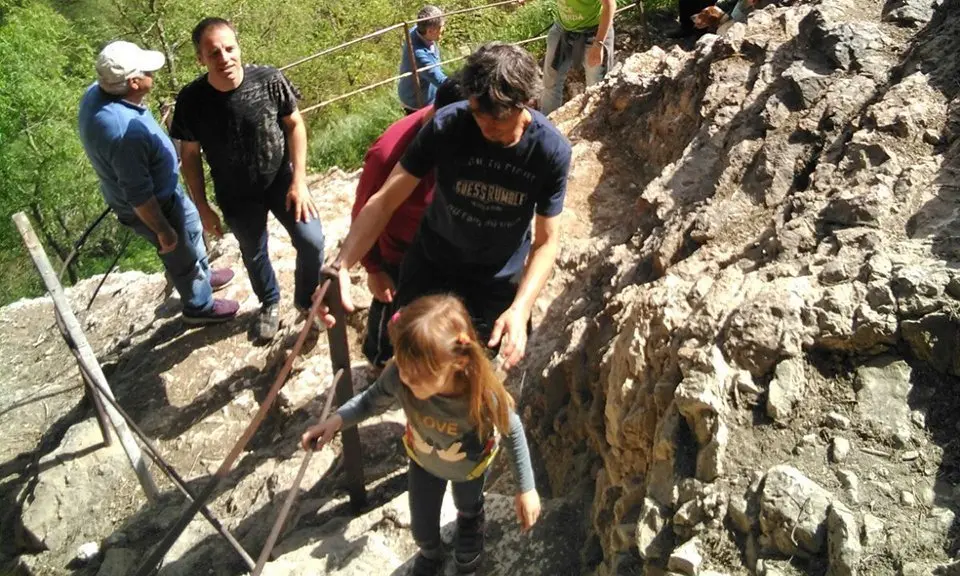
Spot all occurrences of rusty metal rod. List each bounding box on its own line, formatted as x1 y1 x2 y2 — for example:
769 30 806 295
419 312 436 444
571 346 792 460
58 206 111 282
251 368 344 574
85 230 132 311
134 277 333 576
68 352 257 571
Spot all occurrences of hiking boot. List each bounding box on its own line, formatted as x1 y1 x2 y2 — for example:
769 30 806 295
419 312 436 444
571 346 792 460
255 303 281 341
182 298 239 325
411 551 445 576
209 268 235 292
454 510 485 573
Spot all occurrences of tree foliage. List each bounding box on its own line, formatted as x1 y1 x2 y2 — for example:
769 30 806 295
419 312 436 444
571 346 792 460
0 0 661 305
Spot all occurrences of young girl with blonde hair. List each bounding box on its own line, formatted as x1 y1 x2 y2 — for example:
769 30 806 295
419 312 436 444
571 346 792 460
302 294 540 575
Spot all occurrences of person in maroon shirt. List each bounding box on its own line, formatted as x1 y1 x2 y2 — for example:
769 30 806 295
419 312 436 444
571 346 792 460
353 74 465 368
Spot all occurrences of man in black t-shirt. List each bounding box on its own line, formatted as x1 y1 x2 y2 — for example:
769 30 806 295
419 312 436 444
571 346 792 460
171 17 325 342
320 43 572 372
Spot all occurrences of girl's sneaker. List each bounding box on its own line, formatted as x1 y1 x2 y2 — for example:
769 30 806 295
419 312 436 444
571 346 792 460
412 551 445 576
454 511 485 573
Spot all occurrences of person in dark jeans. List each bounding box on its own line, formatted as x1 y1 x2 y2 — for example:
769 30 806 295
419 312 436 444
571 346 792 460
172 17 324 342
321 43 572 372
352 74 465 370
78 40 238 325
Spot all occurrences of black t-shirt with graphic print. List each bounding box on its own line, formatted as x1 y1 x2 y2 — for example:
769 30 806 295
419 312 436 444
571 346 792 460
399 101 571 281
170 65 299 208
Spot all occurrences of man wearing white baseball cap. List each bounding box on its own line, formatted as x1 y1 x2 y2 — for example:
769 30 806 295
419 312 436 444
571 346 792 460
78 40 239 325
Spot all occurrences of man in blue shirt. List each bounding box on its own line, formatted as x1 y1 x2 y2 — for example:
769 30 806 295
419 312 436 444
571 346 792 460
78 41 238 324
325 42 572 372
398 5 447 114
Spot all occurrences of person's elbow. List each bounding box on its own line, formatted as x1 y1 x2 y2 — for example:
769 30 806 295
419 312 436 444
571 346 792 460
532 219 562 252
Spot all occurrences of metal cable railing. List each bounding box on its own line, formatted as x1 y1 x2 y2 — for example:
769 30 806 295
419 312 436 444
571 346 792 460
296 1 641 114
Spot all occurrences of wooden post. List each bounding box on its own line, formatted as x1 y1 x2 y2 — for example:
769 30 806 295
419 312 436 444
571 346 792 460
13 212 159 502
402 22 425 109
134 278 335 576
322 269 366 512
53 310 112 446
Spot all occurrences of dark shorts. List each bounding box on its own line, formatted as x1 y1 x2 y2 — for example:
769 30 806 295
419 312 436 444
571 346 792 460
394 239 527 346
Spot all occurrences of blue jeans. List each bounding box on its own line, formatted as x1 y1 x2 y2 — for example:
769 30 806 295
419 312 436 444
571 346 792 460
408 459 486 559
361 263 399 367
222 174 325 310
125 191 213 315
541 23 615 116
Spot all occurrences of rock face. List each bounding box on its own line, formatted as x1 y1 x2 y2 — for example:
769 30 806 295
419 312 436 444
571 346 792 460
530 0 960 573
3 0 960 574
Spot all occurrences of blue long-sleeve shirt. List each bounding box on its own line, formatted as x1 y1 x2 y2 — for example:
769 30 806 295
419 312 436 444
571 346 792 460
398 27 447 110
77 83 180 222
337 363 535 492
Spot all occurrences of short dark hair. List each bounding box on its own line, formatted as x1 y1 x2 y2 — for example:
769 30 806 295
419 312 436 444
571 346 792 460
434 71 465 109
461 42 541 117
415 5 445 34
192 17 236 52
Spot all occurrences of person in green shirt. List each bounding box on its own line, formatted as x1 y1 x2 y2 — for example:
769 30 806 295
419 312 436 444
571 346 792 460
540 0 616 115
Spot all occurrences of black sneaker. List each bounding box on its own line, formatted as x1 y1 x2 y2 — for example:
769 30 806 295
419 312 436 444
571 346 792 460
454 510 485 573
255 303 280 341
412 551 445 576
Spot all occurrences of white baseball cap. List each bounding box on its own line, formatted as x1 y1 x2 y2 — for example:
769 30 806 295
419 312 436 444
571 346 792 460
96 41 165 93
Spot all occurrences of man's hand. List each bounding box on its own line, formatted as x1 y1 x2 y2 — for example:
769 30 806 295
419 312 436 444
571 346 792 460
197 203 224 238
312 265 355 328
586 42 604 68
488 306 529 370
286 180 320 223
514 490 541 531
157 228 178 254
694 5 725 28
366 270 396 303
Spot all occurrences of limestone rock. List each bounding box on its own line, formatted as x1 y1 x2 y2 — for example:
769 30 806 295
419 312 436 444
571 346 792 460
97 548 140 576
636 498 669 560
668 538 703 576
861 513 885 547
883 0 938 25
827 502 861 576
759 465 835 556
766 358 806 421
901 313 960 376
855 357 915 444
830 437 852 463
836 470 860 504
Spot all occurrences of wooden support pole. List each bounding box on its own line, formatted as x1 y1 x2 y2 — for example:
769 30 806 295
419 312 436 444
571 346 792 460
322 269 366 512
13 212 159 502
134 278 334 576
402 22 425 110
53 310 112 446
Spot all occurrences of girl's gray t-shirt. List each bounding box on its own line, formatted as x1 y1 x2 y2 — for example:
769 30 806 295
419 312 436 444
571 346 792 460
337 363 535 492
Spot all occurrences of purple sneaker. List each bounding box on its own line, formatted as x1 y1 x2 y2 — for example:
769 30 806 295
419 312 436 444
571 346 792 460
210 268 235 292
183 298 239 325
